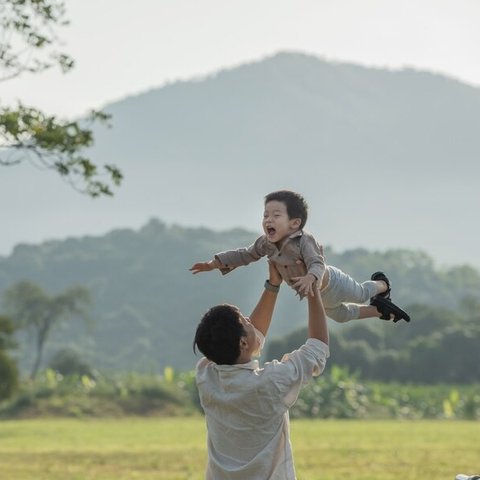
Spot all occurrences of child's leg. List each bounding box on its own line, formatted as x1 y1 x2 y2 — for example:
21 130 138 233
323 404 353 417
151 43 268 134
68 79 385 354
325 303 362 323
321 266 387 304
336 303 409 322
357 304 386 319
326 299 408 322
325 303 398 322
321 266 390 322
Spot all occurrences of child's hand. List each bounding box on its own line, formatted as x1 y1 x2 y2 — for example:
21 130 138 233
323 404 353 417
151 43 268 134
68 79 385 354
189 261 216 274
291 273 317 298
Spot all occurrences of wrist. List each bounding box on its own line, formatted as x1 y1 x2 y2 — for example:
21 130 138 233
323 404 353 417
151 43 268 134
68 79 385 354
264 279 280 293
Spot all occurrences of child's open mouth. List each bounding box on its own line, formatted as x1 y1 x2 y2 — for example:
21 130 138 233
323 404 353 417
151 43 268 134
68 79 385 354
267 227 276 236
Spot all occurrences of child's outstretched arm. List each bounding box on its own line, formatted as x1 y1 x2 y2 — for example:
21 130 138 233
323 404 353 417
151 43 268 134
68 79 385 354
191 236 268 276
189 259 220 274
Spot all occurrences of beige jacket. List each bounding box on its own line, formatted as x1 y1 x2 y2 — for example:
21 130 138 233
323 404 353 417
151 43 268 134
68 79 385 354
215 230 326 295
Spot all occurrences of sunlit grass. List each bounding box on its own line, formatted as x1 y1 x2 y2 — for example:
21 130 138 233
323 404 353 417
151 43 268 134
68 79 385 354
0 417 478 479
291 419 479 480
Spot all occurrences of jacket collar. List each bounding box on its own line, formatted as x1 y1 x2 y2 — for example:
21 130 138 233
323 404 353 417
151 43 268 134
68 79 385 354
288 229 303 239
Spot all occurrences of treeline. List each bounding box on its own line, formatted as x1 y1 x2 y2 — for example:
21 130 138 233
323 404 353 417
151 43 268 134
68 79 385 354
267 300 480 384
0 219 480 376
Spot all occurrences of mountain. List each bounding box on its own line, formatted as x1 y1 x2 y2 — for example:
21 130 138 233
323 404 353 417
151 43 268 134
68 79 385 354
1 220 479 373
1 51 480 266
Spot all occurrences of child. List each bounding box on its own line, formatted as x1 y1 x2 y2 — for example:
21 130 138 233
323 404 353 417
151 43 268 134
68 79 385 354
190 190 410 323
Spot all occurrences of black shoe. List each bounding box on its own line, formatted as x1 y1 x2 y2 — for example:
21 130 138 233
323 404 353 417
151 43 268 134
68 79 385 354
371 296 410 323
371 271 391 299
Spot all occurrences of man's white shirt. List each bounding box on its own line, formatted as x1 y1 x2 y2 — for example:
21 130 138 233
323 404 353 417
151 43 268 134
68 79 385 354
196 328 329 480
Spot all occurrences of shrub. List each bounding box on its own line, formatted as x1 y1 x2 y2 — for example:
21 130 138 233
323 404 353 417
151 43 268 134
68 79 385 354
48 348 95 378
291 366 370 419
0 351 18 401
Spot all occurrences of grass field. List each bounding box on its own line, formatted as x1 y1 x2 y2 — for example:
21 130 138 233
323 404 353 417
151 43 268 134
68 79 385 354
0 417 478 479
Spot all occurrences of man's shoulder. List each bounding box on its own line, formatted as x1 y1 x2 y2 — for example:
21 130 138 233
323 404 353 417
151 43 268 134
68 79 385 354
195 357 212 373
274 339 330 365
196 357 223 381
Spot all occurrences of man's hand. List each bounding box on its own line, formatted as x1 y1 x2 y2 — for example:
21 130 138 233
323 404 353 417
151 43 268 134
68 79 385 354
291 273 317 298
189 261 216 274
268 260 282 287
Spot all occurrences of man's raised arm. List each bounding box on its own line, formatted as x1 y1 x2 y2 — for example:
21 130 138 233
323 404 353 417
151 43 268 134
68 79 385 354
307 286 329 346
249 261 282 337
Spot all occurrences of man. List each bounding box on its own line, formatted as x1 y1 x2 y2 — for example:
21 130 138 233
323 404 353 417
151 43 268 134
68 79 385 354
193 261 329 479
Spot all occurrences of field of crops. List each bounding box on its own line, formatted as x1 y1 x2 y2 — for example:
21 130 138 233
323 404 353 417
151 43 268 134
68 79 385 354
0 417 478 479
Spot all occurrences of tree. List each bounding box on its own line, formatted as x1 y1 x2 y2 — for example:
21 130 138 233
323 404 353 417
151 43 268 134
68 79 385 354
3 281 91 379
0 314 18 400
0 0 122 196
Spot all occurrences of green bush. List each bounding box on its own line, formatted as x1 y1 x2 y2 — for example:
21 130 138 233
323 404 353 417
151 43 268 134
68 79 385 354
48 348 95 378
0 315 18 401
0 350 18 401
1 367 479 420
0 369 197 418
292 365 369 419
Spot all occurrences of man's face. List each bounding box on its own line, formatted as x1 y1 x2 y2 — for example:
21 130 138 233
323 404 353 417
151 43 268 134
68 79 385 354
262 200 300 244
238 314 259 355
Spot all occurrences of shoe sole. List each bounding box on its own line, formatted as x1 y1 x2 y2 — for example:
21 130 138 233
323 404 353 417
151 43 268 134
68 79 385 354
371 296 410 323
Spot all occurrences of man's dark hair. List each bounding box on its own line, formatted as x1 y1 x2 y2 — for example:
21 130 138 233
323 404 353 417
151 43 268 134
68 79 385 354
193 304 247 365
264 190 308 229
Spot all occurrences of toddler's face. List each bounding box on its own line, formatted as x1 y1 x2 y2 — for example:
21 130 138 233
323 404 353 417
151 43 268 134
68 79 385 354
262 200 300 244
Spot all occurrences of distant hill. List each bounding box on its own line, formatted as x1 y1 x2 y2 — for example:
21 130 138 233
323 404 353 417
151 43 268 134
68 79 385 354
1 51 480 267
1 220 479 374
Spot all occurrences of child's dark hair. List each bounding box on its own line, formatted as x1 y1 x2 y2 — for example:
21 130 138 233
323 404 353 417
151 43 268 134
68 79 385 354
193 304 246 365
264 190 308 229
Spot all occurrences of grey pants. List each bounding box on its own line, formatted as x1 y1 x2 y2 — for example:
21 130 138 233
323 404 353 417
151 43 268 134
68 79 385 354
321 266 378 323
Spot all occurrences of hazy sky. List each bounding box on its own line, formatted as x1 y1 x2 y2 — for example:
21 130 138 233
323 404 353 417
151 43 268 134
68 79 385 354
1 0 480 265
2 0 480 118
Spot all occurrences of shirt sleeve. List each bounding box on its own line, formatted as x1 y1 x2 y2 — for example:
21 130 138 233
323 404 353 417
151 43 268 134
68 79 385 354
265 338 329 408
300 233 326 282
214 236 268 275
